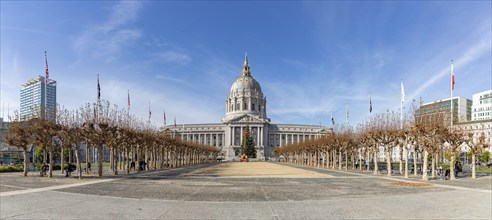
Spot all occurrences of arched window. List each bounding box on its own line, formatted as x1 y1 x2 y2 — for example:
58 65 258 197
236 102 240 111
259 104 261 112
244 102 247 110
252 103 255 111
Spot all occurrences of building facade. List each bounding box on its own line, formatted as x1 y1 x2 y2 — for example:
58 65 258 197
471 90 492 121
20 76 57 121
415 96 472 126
166 56 330 160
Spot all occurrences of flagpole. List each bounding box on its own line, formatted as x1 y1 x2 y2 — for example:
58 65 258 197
369 93 372 126
96 74 100 123
345 106 348 127
127 89 130 117
44 51 49 120
148 100 151 124
450 60 454 127
400 79 403 129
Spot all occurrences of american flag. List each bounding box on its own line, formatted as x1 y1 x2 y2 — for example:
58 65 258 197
369 96 372 113
127 89 130 112
97 74 101 100
148 100 151 121
331 112 335 126
164 111 166 126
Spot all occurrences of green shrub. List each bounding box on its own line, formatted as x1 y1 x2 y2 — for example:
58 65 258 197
0 165 23 173
480 151 490 163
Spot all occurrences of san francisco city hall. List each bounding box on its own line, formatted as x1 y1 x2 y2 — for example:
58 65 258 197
166 55 330 160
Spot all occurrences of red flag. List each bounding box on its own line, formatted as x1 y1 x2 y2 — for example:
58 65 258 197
451 61 455 91
44 51 49 85
331 113 335 126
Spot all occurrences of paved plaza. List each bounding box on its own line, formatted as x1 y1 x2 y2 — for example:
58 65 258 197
1 162 491 219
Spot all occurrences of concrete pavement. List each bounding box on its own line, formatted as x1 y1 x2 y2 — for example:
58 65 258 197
1 162 490 219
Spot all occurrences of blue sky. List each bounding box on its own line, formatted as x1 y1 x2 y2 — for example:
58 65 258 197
1 1 491 128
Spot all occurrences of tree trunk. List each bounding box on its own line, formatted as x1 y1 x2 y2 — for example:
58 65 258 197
404 147 409 178
472 153 476 179
351 152 355 170
450 151 456 180
86 144 90 174
385 145 391 176
114 148 118 175
422 149 428 181
48 148 54 178
413 147 417 176
75 144 82 179
326 150 330 168
338 150 342 170
43 149 47 164
97 145 103 177
127 150 131 174
69 148 72 164
374 150 379 175
358 150 362 171
23 148 28 177
109 147 113 172
431 153 436 178
61 147 65 174
399 145 403 174
345 150 348 171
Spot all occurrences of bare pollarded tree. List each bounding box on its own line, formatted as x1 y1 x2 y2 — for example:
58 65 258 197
465 127 490 179
4 112 33 177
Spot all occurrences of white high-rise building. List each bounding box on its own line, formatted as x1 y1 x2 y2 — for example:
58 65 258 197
20 76 57 121
472 90 492 121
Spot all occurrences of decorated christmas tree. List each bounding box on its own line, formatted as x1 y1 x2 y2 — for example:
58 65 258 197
241 127 256 158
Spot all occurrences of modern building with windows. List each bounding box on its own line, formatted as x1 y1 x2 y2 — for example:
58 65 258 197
165 55 330 160
20 76 56 121
472 90 492 121
415 96 472 126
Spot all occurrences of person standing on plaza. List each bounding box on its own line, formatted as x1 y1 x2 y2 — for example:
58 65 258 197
87 162 91 173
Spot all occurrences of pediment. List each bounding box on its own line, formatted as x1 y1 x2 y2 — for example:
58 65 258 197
227 114 266 124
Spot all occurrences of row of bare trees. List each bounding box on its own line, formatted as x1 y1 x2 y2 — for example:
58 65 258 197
4 101 220 179
275 111 490 181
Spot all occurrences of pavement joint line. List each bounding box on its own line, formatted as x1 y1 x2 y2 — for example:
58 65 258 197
0 184 30 190
296 164 492 194
256 177 279 220
0 178 116 197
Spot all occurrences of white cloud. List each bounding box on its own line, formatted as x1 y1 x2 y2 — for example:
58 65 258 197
155 74 186 84
155 51 191 64
408 37 491 103
73 1 143 60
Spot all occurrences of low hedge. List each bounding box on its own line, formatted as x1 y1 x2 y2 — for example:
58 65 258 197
0 165 23 173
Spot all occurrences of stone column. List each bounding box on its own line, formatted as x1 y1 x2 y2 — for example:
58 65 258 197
231 127 234 146
240 126 243 145
260 127 263 147
256 126 261 146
